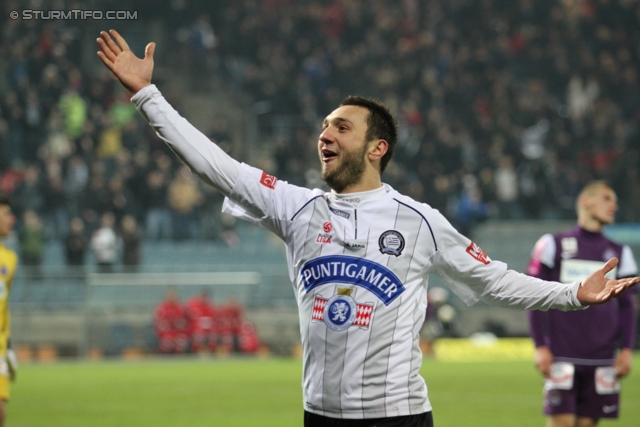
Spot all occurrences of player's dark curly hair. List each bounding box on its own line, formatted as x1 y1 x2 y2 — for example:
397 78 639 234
340 96 398 174
0 194 10 207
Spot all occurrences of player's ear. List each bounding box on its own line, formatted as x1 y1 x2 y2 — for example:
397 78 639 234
367 139 388 163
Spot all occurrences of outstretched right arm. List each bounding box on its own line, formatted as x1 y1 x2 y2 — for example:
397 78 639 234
97 30 239 196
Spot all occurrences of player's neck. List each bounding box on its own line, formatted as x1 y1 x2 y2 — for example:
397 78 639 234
336 171 383 194
578 217 604 233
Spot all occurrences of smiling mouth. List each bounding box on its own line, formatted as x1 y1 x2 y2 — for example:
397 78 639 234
322 148 338 162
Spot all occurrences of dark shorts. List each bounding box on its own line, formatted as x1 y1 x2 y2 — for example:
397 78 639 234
304 411 433 427
543 364 620 419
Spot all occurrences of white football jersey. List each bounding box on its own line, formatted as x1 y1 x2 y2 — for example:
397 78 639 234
222 164 584 419
133 85 585 419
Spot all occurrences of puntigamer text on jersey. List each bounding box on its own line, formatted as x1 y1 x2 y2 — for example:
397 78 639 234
299 255 405 305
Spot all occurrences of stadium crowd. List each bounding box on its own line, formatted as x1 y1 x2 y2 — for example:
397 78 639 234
1 0 639 263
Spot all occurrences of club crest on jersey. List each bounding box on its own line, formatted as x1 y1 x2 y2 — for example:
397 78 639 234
259 171 277 189
300 255 405 305
378 230 405 256
0 266 6 276
312 288 374 331
465 241 490 265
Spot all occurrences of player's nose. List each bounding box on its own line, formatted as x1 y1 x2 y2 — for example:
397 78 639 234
319 127 336 144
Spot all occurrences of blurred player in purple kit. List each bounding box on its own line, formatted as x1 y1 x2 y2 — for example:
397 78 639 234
527 181 637 427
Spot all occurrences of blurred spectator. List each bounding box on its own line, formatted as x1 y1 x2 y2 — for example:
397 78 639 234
218 297 244 353
91 211 118 273
63 156 90 218
142 169 173 240
65 217 87 267
178 13 219 89
422 287 458 343
454 177 488 237
494 156 520 219
42 164 68 240
168 166 202 240
105 175 137 223
13 165 43 218
59 89 87 140
238 321 261 354
154 287 188 354
121 214 143 271
220 213 240 247
185 289 217 353
19 210 45 275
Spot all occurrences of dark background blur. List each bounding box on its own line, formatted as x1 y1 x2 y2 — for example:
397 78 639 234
2 0 640 246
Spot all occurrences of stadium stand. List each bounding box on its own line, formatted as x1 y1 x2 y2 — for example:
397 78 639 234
1 0 639 356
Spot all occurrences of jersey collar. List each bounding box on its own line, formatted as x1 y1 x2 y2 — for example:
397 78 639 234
327 185 389 207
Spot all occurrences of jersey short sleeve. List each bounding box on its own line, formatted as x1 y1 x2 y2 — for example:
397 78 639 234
222 163 322 240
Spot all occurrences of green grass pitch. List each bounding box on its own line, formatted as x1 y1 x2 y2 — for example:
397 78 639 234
9 354 640 427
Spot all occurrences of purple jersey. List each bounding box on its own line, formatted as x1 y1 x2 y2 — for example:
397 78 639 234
527 226 638 363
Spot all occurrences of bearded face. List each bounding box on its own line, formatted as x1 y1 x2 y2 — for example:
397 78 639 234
320 141 368 193
318 105 373 193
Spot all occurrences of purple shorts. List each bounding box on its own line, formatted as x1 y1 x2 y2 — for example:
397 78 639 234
543 364 620 419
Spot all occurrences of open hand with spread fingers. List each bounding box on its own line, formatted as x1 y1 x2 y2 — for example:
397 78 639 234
96 29 155 95
577 257 640 305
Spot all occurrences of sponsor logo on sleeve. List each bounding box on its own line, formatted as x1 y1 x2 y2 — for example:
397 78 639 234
465 242 491 265
259 171 277 189
527 237 548 275
378 230 405 256
300 255 405 305
526 259 542 276
323 222 332 233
